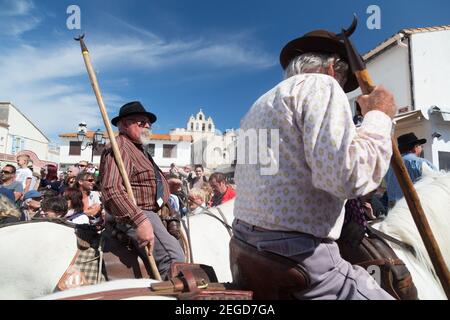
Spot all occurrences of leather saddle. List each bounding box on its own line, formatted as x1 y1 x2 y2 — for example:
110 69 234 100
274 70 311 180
337 229 418 300
101 221 153 281
229 237 310 300
58 263 253 300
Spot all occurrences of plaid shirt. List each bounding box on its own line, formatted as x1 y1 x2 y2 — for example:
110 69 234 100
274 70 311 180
100 134 170 227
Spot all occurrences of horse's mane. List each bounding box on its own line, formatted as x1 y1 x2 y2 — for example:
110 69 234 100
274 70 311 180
0 218 78 230
376 166 450 282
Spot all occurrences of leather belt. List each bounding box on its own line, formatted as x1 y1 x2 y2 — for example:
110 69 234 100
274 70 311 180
235 219 279 232
235 219 329 242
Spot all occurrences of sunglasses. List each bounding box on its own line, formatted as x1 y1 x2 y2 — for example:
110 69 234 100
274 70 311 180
127 119 152 128
84 179 95 183
1 171 13 174
137 121 152 128
78 165 87 168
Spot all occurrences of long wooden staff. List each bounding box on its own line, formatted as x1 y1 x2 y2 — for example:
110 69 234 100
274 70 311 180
75 35 162 281
339 16 450 298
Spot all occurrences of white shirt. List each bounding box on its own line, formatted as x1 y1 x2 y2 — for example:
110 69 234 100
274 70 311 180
65 209 90 225
88 191 101 206
15 168 33 190
233 74 393 240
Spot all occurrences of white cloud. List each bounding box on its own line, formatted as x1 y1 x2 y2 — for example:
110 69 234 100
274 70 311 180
0 27 274 141
0 0 41 36
0 0 35 17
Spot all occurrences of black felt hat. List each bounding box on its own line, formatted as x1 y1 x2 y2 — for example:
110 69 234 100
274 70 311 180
111 101 157 127
280 29 359 93
397 133 427 150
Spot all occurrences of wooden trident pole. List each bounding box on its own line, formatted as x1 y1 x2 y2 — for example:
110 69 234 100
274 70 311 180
75 35 162 281
339 16 450 299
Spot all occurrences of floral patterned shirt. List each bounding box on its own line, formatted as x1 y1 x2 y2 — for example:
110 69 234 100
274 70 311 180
233 74 393 240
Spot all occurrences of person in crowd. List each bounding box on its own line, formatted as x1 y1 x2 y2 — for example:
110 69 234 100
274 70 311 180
16 155 33 194
187 188 207 216
1 165 24 202
77 161 89 173
201 183 213 207
177 165 195 187
75 172 103 225
86 163 96 174
0 194 21 224
41 196 68 219
59 166 80 195
0 186 15 205
64 187 90 224
209 172 236 207
40 165 62 192
20 190 44 221
40 189 60 199
32 171 42 191
168 163 180 179
231 29 397 299
190 165 209 189
100 101 185 279
167 178 183 214
385 132 438 208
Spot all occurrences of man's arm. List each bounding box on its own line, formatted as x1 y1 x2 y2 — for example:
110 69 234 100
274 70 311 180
14 182 24 201
100 148 147 228
23 177 32 194
100 146 155 252
297 75 394 200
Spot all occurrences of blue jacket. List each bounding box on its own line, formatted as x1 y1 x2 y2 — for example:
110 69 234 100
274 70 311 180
385 153 437 202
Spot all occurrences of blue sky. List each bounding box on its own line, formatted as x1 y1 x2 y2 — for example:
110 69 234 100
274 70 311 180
1 0 450 143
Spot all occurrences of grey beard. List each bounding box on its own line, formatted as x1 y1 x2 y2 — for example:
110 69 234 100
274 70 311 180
139 129 153 146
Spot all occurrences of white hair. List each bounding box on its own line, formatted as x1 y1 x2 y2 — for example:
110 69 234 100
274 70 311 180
284 52 349 86
189 188 206 203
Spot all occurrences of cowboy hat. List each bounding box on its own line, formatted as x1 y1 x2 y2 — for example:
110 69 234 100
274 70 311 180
111 101 157 127
397 133 427 150
279 30 359 93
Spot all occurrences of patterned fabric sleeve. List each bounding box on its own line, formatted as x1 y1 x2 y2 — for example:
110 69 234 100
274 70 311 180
100 143 147 228
296 75 393 200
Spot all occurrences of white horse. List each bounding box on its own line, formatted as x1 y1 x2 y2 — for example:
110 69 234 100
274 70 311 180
179 165 450 300
36 279 175 300
372 165 450 300
2 166 449 300
181 199 235 283
0 222 78 300
0 200 235 300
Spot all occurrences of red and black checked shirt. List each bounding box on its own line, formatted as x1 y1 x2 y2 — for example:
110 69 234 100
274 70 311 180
100 134 170 227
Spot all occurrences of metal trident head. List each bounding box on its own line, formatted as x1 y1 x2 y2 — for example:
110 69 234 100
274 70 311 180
74 34 88 53
337 14 358 40
74 34 85 41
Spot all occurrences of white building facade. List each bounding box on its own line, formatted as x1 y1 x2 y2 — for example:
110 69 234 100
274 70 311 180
0 102 56 170
170 109 237 172
58 129 192 172
347 26 450 171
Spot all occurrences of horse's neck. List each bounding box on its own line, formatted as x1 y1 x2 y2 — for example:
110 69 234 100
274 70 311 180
374 170 450 300
0 222 78 299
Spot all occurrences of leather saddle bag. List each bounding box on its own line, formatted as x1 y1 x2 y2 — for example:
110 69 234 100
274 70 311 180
229 237 310 300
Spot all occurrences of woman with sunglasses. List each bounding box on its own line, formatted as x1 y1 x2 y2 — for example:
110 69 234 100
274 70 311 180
75 172 103 226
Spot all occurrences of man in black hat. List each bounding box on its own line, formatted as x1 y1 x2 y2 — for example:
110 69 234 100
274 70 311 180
231 30 397 299
100 101 185 280
385 132 437 206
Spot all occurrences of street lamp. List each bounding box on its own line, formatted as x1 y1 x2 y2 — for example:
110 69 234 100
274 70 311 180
77 127 105 163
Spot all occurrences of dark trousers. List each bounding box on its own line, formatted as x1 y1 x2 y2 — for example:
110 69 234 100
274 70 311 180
232 219 394 300
119 211 185 280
